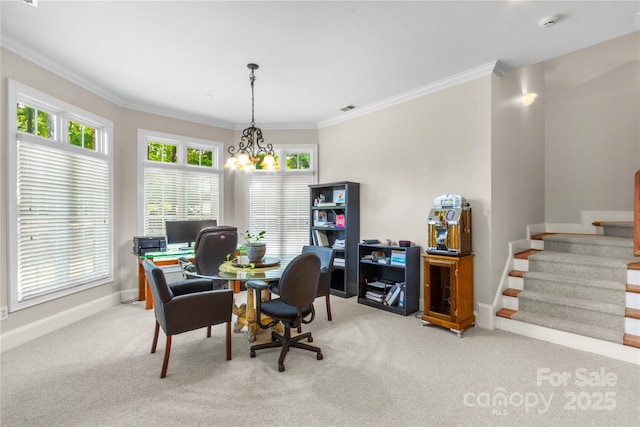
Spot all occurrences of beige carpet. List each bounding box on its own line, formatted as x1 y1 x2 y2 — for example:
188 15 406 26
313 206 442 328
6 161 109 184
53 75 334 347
1 294 639 426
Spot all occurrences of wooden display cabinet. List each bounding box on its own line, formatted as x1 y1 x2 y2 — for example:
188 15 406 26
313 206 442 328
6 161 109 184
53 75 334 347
421 253 474 337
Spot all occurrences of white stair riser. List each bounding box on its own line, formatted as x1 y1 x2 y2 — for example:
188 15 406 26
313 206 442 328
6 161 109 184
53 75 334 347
628 269 640 286
502 295 518 311
514 259 529 271
508 275 523 290
531 240 544 250
625 317 640 335
627 292 640 309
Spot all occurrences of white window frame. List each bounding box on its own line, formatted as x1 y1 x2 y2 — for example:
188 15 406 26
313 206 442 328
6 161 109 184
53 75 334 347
6 79 114 311
244 144 317 256
136 129 224 239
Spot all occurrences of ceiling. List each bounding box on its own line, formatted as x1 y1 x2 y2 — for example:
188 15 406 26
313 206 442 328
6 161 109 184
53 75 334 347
2 1 638 129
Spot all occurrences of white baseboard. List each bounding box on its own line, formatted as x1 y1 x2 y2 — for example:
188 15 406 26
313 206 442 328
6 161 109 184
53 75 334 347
476 302 494 329
0 293 121 353
496 316 640 365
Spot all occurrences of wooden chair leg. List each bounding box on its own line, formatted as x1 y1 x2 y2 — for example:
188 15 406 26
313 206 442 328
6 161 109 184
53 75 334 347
226 321 232 360
160 335 172 378
326 295 332 321
151 321 160 353
207 325 212 338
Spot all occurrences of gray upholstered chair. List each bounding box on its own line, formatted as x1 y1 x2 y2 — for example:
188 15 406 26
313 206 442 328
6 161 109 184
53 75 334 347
268 245 335 323
143 259 233 378
302 245 335 321
247 253 322 372
179 225 238 285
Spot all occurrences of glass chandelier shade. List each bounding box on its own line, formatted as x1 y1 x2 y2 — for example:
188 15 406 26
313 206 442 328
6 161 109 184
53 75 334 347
225 63 279 171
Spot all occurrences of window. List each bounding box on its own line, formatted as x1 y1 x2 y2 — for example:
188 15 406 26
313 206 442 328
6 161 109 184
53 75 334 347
7 80 114 311
246 145 317 256
137 130 223 238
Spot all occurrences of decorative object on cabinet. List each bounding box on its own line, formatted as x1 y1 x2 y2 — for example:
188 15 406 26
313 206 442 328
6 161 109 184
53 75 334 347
427 194 472 256
358 243 420 315
421 253 475 337
309 182 360 297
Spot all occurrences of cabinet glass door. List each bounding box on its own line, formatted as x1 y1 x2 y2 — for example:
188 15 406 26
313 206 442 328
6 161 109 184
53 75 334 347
425 258 456 321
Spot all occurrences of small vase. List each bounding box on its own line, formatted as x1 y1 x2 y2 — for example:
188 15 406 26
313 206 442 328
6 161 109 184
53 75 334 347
246 243 266 263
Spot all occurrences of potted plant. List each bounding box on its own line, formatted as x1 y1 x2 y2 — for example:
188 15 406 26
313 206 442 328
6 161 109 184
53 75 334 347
240 230 266 263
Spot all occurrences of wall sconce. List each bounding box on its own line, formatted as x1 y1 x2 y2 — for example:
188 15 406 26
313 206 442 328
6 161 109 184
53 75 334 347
521 93 538 106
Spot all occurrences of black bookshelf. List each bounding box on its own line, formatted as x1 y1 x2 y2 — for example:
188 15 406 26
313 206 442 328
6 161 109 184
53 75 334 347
309 182 360 297
357 244 420 315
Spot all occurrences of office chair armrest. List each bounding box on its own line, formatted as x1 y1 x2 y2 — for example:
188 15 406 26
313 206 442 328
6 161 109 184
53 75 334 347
246 281 280 329
169 278 215 296
301 303 316 325
246 280 268 291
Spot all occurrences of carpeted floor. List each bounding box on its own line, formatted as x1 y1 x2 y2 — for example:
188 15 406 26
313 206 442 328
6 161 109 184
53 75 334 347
1 294 639 426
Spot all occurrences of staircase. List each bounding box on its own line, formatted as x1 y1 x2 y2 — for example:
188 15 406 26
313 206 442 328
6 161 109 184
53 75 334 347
495 221 640 364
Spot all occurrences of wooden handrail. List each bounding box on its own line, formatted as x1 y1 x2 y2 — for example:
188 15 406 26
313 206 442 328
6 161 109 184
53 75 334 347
635 170 640 256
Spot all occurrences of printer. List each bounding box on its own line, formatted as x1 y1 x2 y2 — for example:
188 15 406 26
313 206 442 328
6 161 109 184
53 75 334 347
133 236 166 255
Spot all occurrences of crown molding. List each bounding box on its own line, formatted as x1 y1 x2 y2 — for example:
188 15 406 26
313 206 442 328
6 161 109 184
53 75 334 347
3 37 498 132
2 37 237 130
317 60 499 128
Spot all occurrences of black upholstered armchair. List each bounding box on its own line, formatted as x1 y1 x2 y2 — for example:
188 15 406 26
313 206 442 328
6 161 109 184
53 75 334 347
143 259 233 378
179 225 238 284
268 245 335 322
247 253 322 372
302 245 335 320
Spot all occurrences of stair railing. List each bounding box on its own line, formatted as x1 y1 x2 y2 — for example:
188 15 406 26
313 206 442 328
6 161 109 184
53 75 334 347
635 170 640 255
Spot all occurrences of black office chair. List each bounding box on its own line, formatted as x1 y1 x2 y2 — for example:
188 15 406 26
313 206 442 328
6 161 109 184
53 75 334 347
247 253 322 372
179 226 237 285
143 260 233 378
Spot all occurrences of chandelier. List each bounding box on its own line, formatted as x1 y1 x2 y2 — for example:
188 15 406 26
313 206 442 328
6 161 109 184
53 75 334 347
224 63 279 171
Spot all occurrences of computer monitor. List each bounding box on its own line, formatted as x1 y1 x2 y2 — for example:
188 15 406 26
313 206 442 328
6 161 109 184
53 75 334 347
165 219 218 248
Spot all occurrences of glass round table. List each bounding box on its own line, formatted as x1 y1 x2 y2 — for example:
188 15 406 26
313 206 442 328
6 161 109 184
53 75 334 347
201 256 293 342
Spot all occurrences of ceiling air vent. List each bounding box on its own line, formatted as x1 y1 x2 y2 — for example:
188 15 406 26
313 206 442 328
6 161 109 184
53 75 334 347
340 105 356 112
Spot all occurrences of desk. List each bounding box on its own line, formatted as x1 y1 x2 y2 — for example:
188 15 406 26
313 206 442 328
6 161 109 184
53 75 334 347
136 249 194 309
205 257 293 342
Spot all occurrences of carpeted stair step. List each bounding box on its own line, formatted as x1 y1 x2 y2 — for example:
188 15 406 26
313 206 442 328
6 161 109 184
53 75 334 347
522 271 626 305
542 234 634 259
517 290 625 332
527 251 630 282
593 221 634 239
511 310 624 343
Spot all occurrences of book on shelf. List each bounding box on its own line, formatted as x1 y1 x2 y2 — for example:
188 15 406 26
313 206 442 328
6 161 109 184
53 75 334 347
333 238 345 249
316 202 337 207
335 214 345 228
313 210 328 225
314 229 330 247
332 189 346 204
384 283 402 306
365 290 385 303
333 257 345 267
390 249 406 266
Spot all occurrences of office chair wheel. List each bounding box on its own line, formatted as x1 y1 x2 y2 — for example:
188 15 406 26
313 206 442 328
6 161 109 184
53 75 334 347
308 336 313 342
278 363 285 372
250 350 256 358
317 352 323 360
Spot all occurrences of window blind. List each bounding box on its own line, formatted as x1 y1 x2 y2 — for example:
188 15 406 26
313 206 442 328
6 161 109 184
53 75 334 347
248 173 312 256
16 140 111 302
144 167 220 236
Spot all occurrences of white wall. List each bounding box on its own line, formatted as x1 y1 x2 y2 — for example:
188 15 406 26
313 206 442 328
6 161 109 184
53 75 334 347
318 76 493 307
490 62 546 303
544 32 640 223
